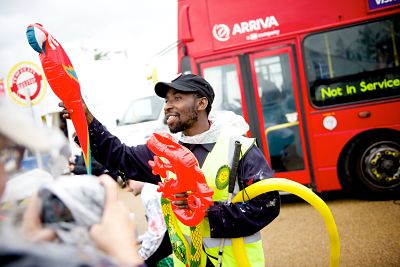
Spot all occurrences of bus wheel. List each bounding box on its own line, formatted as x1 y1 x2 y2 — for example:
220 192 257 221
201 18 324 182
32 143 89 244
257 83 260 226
345 132 400 198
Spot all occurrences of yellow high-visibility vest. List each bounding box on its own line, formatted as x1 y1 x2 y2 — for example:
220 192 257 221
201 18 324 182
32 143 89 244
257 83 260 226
161 135 265 267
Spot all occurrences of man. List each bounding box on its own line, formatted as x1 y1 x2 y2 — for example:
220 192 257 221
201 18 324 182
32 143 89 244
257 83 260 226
0 98 143 267
127 180 173 266
61 73 280 266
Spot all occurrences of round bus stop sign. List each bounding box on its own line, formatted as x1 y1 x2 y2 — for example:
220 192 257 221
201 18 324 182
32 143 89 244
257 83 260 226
6 61 47 107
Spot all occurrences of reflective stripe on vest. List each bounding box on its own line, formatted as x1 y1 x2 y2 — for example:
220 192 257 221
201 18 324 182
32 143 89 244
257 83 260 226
186 232 261 248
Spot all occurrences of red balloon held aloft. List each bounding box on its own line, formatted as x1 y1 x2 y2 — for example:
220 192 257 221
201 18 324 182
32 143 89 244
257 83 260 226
26 23 91 174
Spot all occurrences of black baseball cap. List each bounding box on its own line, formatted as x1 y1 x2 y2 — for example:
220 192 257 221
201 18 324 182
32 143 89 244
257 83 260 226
155 73 215 105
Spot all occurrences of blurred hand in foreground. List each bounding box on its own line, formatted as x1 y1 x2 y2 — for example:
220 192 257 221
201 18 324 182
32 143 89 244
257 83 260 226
90 174 143 266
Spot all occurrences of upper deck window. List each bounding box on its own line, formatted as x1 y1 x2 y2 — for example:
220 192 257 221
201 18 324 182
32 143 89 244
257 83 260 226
303 16 400 107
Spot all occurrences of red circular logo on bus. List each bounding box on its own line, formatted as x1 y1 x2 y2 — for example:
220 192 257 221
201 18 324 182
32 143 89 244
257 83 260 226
6 62 47 107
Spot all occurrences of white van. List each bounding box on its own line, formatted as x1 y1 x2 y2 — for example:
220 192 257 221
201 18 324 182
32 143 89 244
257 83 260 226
113 94 166 146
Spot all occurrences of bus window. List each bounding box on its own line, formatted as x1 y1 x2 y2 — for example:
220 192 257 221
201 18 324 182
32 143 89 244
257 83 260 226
203 64 243 115
254 54 305 172
304 16 400 107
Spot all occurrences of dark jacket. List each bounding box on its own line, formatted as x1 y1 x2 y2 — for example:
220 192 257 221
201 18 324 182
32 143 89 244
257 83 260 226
88 118 280 238
72 153 118 179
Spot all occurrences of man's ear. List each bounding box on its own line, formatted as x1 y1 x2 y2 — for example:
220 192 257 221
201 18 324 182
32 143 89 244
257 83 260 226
196 97 208 112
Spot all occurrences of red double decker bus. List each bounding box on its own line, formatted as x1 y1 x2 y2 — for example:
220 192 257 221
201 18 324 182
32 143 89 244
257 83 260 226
176 0 400 197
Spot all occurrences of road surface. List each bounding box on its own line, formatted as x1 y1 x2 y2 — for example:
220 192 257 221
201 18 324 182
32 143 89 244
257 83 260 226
119 189 400 266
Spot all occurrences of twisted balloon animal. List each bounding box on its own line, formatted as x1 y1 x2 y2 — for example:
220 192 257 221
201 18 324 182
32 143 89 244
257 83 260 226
147 132 214 226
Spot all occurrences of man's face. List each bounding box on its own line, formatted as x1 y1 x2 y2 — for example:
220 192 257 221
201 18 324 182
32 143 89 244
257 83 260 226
164 89 199 133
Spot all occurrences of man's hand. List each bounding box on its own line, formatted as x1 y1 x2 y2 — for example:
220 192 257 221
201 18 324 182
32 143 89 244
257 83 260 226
69 162 75 173
172 192 189 209
58 100 94 124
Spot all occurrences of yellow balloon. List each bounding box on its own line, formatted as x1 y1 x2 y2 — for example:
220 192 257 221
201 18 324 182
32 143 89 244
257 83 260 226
232 237 250 267
231 178 340 267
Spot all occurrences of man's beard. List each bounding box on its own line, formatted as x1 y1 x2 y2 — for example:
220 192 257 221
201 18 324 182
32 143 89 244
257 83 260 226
169 107 198 133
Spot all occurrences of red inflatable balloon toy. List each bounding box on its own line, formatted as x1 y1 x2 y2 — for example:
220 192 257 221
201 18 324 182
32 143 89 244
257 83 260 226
147 132 214 226
26 23 91 174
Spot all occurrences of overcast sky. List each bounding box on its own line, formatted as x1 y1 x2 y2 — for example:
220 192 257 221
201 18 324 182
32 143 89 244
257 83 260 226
0 0 177 122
